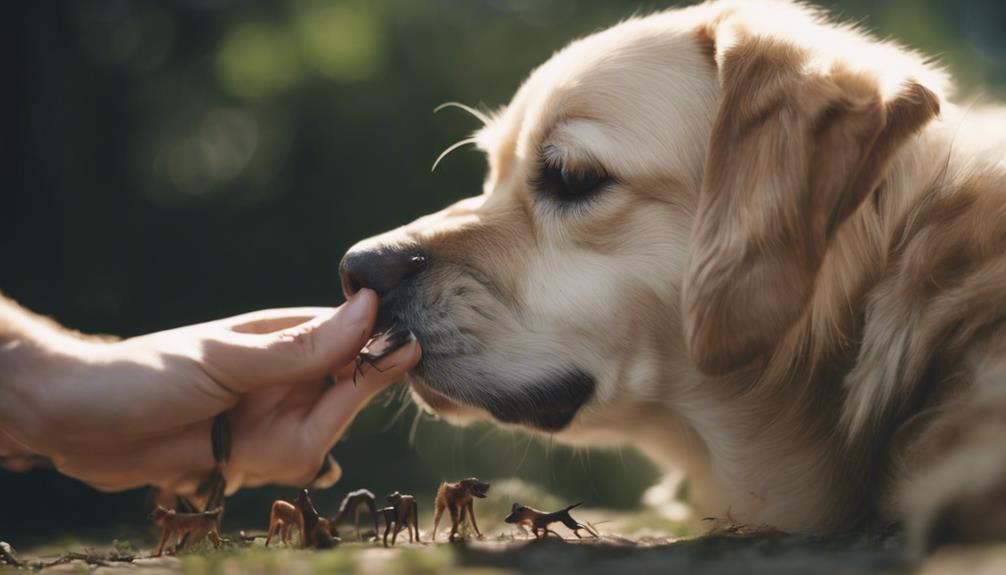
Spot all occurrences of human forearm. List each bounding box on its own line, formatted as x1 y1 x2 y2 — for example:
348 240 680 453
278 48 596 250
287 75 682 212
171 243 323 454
0 293 100 459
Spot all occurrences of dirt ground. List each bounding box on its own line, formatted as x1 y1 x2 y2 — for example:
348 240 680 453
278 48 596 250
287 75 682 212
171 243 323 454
4 525 1006 575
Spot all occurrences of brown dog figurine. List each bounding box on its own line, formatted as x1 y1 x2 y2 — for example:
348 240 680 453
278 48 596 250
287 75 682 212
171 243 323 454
149 506 223 556
380 491 420 546
265 500 298 547
313 517 336 549
293 489 336 548
333 489 380 541
503 502 598 539
433 478 490 541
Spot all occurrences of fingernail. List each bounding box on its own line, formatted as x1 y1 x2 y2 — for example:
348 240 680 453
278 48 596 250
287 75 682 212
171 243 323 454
341 289 373 326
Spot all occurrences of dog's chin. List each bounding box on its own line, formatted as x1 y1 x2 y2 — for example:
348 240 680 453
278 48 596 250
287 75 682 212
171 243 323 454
405 366 596 433
407 375 483 424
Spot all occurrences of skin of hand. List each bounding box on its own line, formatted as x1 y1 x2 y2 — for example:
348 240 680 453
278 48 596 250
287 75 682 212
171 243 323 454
0 288 420 495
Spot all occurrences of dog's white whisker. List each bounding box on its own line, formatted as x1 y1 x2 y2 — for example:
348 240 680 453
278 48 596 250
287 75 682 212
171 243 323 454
473 425 497 447
381 393 414 432
408 404 423 447
512 432 535 475
434 101 491 126
431 137 478 172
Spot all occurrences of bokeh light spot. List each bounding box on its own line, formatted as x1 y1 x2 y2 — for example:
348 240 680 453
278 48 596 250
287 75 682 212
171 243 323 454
216 22 303 100
294 0 384 82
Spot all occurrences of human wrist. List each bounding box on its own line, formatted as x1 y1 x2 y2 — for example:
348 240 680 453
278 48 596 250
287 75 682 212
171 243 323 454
0 295 110 459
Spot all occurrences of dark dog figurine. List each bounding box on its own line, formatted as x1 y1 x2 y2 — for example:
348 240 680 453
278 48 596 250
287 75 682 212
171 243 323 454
380 491 420 547
332 488 380 541
504 502 598 539
294 489 335 548
433 478 490 541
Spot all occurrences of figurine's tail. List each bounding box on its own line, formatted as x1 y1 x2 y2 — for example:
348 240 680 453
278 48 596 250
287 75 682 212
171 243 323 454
563 502 583 512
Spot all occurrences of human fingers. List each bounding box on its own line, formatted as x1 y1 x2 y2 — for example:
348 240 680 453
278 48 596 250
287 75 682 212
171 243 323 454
202 290 377 392
217 307 335 334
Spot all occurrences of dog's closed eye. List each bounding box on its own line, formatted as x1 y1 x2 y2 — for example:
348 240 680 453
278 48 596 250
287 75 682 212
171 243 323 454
532 144 612 208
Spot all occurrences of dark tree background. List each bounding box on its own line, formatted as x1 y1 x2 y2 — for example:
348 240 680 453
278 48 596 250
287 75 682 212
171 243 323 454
2 0 1004 546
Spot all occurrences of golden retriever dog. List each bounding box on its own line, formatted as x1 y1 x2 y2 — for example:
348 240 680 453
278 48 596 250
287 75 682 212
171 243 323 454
340 0 1006 549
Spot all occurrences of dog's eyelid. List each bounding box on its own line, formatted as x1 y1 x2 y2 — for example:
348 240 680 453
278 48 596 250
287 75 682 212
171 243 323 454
538 142 565 166
529 141 615 216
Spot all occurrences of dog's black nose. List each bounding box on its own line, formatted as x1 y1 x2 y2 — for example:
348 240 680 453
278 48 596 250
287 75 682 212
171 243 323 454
339 244 427 297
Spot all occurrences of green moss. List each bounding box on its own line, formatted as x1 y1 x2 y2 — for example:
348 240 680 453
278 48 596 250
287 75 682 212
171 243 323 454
390 545 454 574
181 545 362 575
616 510 696 538
308 549 358 574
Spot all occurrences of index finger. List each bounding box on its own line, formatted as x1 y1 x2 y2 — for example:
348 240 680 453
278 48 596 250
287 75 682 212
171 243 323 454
216 307 336 334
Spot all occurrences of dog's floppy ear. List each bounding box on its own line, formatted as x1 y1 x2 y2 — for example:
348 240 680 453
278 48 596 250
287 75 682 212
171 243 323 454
683 17 940 375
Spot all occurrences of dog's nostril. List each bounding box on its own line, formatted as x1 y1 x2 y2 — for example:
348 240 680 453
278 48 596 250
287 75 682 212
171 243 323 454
339 244 427 298
343 274 362 297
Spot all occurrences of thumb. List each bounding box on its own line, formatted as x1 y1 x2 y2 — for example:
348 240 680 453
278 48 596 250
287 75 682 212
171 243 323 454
211 289 378 391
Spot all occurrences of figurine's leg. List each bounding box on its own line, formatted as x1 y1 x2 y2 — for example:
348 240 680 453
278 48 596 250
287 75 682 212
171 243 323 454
298 516 308 548
448 504 460 541
266 518 278 547
572 528 583 539
545 528 563 539
404 508 415 543
176 531 191 553
370 505 380 540
283 523 294 546
466 502 482 538
355 506 362 541
383 521 392 547
154 529 171 557
433 503 444 541
391 520 401 546
412 503 421 543
208 530 222 549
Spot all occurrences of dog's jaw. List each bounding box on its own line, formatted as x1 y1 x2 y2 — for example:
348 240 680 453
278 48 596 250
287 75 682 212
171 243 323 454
406 363 596 432
376 279 597 432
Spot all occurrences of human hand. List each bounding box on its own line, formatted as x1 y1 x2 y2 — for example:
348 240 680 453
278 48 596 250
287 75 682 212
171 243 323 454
0 289 420 495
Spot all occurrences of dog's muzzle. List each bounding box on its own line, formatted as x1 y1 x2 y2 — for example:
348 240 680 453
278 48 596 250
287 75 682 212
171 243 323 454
338 241 595 432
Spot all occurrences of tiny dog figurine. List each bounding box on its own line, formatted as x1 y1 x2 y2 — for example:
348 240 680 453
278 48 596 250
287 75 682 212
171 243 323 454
294 489 336 548
265 499 298 547
379 491 420 546
149 506 223 556
433 478 491 541
333 489 380 541
504 502 599 539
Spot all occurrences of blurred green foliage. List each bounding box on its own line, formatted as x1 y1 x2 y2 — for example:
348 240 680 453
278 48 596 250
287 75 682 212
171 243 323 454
2 0 1004 546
